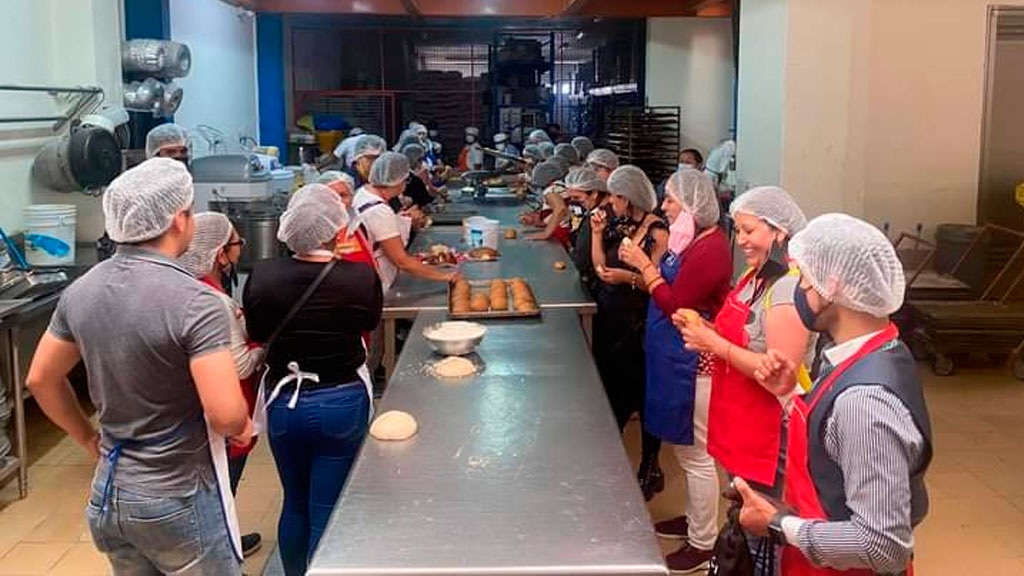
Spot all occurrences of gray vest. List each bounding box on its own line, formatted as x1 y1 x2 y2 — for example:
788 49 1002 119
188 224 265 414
807 341 933 525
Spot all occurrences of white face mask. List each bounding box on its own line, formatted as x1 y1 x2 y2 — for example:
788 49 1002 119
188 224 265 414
679 163 696 171
466 135 476 144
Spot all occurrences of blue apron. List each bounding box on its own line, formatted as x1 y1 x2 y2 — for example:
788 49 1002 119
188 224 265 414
643 249 700 445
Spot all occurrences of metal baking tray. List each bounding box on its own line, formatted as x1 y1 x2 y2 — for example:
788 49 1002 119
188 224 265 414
448 279 541 319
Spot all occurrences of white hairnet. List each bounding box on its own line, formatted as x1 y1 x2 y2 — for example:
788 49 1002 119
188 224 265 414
523 144 543 162
317 170 355 191
494 132 508 144
531 161 564 189
278 184 348 254
402 143 425 167
564 166 607 193
103 157 194 243
667 169 720 228
527 129 551 144
370 151 410 187
410 122 427 136
586 149 619 172
554 143 579 165
607 165 657 213
465 126 480 137
729 186 807 236
539 141 556 159
571 136 594 160
178 212 233 278
394 129 420 151
789 213 906 317
348 127 365 137
145 123 188 158
352 134 386 164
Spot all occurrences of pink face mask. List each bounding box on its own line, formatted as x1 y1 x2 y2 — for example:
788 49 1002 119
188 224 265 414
669 210 695 254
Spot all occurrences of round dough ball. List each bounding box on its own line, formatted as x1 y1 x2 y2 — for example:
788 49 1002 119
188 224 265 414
370 410 418 441
553 261 567 270
433 356 476 379
504 228 517 240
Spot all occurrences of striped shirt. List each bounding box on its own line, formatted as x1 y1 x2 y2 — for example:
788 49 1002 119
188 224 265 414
784 332 925 573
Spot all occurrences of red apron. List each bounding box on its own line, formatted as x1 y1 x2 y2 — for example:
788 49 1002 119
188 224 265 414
781 323 913 576
707 271 784 486
336 229 377 350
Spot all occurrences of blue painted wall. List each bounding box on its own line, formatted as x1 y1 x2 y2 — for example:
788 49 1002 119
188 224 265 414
257 13 287 155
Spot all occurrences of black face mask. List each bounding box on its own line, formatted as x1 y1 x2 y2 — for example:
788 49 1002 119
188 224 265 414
794 284 829 333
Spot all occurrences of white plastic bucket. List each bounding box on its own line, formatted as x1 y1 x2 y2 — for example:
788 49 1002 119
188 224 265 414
463 216 500 249
23 204 76 266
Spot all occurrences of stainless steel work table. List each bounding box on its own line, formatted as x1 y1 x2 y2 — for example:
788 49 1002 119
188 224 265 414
308 309 667 576
381 225 596 379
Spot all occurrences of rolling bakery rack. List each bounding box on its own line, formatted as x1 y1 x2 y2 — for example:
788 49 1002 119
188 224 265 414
906 224 1024 379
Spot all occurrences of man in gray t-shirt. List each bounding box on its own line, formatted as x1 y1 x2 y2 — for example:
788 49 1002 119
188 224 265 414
26 158 250 575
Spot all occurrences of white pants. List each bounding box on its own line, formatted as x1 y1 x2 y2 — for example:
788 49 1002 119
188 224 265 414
670 375 719 550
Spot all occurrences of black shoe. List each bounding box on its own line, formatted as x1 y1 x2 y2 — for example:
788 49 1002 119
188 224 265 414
655 515 690 540
241 532 262 558
638 459 665 502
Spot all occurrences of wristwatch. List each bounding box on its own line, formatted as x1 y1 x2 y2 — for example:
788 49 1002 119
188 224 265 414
768 512 789 546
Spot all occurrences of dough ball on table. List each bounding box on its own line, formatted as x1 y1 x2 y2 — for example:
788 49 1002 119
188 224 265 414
553 261 567 270
470 293 491 312
504 229 517 240
370 410 418 441
491 294 509 311
433 356 476 379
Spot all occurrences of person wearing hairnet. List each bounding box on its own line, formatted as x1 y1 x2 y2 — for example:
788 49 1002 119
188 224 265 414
346 134 387 189
321 126 364 170
27 158 251 575
571 136 594 163
618 169 732 570
586 148 619 182
457 126 484 172
554 143 579 167
563 166 610 295
734 214 930 576
520 161 569 244
492 132 519 172
179 213 265 558
539 141 556 161
526 128 552 146
672 186 814 571
145 122 190 163
401 142 437 208
589 166 668 473
679 148 704 172
317 171 377 268
243 184 381 576
354 152 457 291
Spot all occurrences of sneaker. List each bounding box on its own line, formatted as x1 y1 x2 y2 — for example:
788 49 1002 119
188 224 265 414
666 543 713 574
637 459 665 502
241 532 262 558
655 515 689 540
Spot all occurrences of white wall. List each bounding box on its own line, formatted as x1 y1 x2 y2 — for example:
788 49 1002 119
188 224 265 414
736 0 1024 238
0 0 123 240
735 0 788 188
169 0 258 157
646 17 735 157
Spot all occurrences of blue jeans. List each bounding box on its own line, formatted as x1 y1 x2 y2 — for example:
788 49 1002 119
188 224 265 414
267 383 369 576
85 464 241 576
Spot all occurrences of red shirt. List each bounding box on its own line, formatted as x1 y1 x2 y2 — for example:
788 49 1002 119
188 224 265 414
650 227 732 319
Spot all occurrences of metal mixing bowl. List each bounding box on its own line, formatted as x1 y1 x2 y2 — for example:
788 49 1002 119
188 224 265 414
423 322 487 356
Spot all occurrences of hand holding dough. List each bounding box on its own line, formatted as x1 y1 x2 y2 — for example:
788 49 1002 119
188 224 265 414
370 410 418 441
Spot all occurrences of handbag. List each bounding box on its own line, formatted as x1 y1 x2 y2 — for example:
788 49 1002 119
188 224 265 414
708 501 756 576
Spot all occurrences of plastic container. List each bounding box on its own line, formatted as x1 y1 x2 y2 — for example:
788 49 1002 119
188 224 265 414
463 216 500 249
23 204 77 266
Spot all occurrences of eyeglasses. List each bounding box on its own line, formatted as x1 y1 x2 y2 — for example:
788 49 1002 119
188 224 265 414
226 238 247 248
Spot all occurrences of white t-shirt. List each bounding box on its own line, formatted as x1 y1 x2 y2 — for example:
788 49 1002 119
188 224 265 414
354 187 406 290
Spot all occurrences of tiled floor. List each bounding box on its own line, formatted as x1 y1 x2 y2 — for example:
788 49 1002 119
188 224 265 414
3 360 1024 575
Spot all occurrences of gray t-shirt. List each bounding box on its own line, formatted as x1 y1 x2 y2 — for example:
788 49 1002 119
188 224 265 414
737 272 816 366
48 246 231 495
